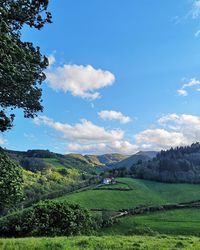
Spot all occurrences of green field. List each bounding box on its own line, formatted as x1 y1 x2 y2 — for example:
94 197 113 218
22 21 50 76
2 178 200 249
103 208 200 236
1 235 200 250
57 178 200 210
97 182 130 190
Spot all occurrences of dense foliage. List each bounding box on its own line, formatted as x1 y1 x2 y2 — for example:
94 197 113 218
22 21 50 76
0 0 52 131
131 142 200 183
0 148 23 214
3 149 101 207
0 201 93 237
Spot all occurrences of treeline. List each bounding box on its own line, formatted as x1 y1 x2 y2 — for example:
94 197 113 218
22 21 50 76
107 143 200 183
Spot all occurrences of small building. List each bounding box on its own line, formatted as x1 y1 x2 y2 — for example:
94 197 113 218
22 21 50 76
102 177 116 185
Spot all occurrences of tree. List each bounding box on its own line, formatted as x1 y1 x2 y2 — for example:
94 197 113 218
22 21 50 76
0 0 52 132
0 201 93 237
0 148 24 214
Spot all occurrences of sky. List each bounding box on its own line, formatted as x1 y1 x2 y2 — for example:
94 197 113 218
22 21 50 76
2 0 200 155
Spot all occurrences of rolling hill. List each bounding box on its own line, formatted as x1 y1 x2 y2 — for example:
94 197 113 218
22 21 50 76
105 151 157 170
132 142 200 183
56 177 200 210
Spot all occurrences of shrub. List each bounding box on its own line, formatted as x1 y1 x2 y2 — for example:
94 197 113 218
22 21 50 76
0 201 93 237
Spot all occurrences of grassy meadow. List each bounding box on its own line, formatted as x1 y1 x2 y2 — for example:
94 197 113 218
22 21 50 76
56 178 200 210
2 178 200 249
1 235 200 250
103 208 200 236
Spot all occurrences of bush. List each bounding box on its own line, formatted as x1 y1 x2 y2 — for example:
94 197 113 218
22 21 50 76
0 201 93 237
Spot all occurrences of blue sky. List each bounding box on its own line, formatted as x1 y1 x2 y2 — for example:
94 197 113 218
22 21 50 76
3 0 200 155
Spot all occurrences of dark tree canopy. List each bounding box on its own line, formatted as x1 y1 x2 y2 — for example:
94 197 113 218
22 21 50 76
0 201 93 237
0 0 52 132
0 148 24 214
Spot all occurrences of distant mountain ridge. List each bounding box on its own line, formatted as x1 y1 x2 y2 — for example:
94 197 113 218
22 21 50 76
5 149 159 170
104 151 158 170
5 149 129 168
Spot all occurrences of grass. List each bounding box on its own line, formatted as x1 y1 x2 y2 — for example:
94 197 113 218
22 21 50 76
43 158 69 170
97 182 130 190
0 235 200 250
103 208 200 236
56 178 200 210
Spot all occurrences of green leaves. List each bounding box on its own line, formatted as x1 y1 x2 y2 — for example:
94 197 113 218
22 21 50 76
0 201 93 237
0 0 52 131
0 149 24 213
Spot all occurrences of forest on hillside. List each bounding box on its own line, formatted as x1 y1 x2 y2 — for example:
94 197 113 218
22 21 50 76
131 143 200 183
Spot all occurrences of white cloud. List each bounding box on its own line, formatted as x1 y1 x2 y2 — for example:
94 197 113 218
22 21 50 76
182 78 200 88
177 78 200 96
191 0 200 19
34 116 123 143
34 113 200 155
0 138 7 145
98 110 131 124
134 113 200 151
177 89 188 96
158 113 200 126
135 129 187 150
68 140 138 155
46 64 115 100
47 55 56 67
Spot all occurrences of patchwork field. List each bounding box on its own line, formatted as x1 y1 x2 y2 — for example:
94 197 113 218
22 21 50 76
57 178 200 210
2 178 200 249
103 208 200 236
1 235 200 250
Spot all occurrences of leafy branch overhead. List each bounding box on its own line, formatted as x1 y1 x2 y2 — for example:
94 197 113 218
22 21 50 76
0 0 52 132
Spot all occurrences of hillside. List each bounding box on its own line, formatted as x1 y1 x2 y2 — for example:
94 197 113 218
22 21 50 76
103 208 200 236
6 149 127 169
132 142 200 183
3 149 100 207
67 153 128 167
3 149 129 205
106 151 157 170
57 177 200 210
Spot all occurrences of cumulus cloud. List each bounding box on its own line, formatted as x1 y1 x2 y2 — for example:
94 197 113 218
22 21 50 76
134 113 200 150
46 64 115 100
135 129 187 150
68 140 138 155
33 113 200 155
134 113 200 151
98 110 131 124
158 113 200 126
177 78 200 96
33 116 139 154
34 116 123 143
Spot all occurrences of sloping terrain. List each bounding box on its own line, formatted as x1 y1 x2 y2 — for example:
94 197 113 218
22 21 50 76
132 142 200 183
56 177 200 210
103 208 200 236
106 151 157 170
